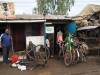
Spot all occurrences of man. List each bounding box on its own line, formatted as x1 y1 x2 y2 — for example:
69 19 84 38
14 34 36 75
56 30 63 56
0 28 11 64
46 36 50 49
57 30 63 43
46 36 50 58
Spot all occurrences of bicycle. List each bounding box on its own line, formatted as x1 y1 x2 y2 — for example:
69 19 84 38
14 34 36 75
78 42 88 63
72 41 88 63
63 34 80 66
57 40 72 66
64 33 73 66
26 44 48 67
57 34 88 66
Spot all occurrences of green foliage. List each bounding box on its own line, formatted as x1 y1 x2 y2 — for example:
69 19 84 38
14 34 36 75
36 0 75 15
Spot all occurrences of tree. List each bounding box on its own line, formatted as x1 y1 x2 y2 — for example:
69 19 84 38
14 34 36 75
36 0 74 15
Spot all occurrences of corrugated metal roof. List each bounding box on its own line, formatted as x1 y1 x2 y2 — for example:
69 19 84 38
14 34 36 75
15 15 71 20
0 19 45 23
77 26 99 31
0 15 72 23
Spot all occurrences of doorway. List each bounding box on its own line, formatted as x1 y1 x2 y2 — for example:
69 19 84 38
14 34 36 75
11 24 26 51
54 24 66 55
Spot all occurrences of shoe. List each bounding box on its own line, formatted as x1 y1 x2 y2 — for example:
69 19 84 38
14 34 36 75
3 61 9 64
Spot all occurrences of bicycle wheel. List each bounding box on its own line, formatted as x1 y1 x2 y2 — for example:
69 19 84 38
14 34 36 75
64 51 72 66
46 47 50 59
71 49 79 64
81 53 87 63
78 50 84 63
35 45 48 65
58 48 62 57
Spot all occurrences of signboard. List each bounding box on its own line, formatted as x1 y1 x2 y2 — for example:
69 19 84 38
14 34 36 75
26 36 44 47
45 26 54 33
0 2 15 19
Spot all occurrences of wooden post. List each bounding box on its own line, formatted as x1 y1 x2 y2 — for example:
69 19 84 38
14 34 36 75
98 12 100 24
8 24 14 54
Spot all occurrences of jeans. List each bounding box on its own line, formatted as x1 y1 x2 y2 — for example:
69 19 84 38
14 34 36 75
3 47 10 63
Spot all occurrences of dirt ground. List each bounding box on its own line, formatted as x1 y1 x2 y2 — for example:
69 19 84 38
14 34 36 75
0 56 100 75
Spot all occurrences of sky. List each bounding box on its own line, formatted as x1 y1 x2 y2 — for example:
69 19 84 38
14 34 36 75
0 0 100 16
68 0 100 16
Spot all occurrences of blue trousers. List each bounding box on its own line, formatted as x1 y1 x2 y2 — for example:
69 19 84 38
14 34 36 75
2 47 10 63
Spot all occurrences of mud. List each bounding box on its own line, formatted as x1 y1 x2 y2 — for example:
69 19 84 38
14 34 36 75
0 56 100 75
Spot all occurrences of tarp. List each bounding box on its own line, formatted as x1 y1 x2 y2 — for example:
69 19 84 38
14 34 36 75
66 22 77 33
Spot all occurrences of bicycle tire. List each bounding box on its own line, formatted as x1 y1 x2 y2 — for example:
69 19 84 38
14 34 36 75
35 51 48 65
46 47 50 59
64 51 72 66
71 49 79 64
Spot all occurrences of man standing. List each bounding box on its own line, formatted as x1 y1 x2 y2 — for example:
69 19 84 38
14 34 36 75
0 28 11 64
57 30 63 56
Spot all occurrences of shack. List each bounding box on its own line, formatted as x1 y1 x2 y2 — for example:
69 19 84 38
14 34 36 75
0 14 73 54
